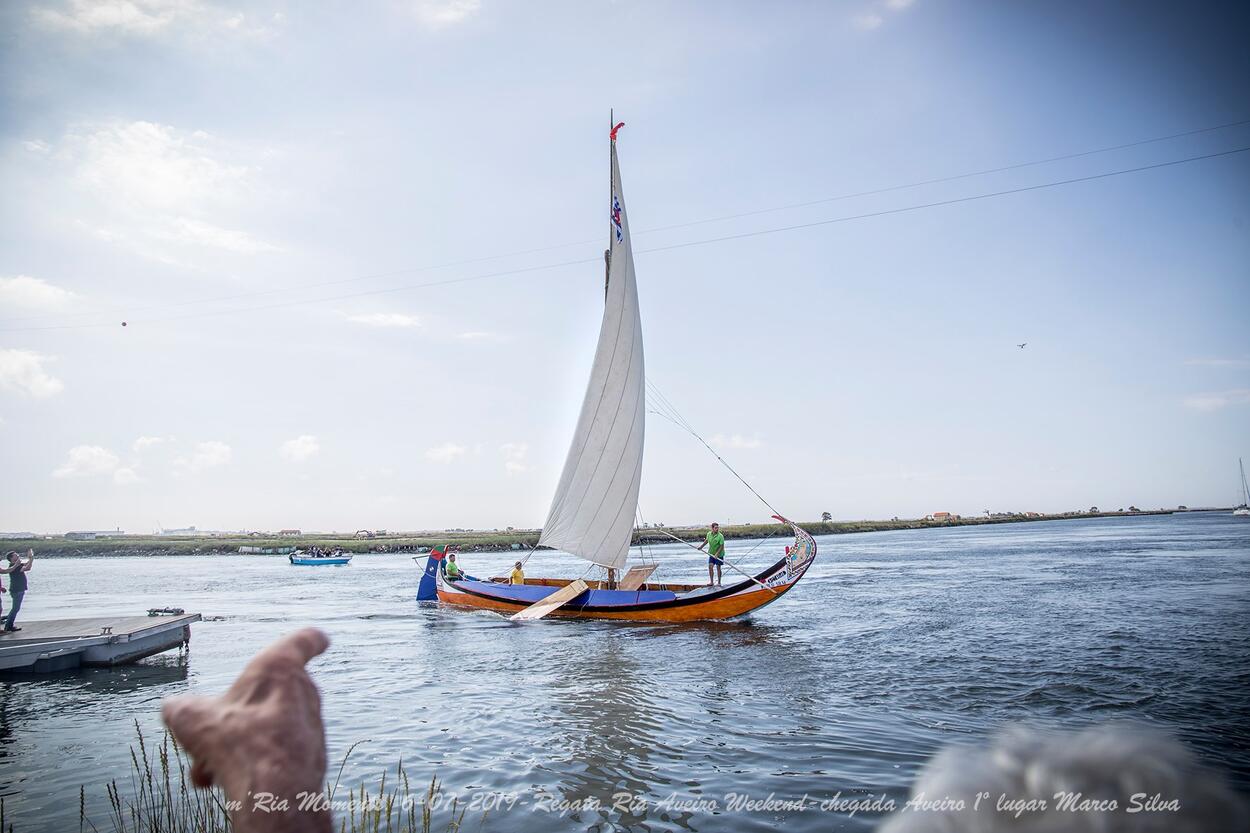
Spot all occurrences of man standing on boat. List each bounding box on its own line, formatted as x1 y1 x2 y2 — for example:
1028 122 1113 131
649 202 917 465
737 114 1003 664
696 523 726 586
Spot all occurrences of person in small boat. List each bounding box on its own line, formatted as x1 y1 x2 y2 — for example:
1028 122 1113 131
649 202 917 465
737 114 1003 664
510 561 525 585
443 552 464 581
696 523 726 586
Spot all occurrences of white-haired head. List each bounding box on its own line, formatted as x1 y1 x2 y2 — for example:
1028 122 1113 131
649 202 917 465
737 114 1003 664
880 724 1247 833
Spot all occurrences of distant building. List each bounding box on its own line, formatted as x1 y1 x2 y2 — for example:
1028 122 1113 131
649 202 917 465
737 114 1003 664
160 526 198 536
278 529 302 537
0 532 37 540
65 528 125 540
931 512 953 521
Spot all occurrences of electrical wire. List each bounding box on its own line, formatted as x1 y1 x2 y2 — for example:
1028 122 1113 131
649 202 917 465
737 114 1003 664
8 114 1243 326
3 143 1247 334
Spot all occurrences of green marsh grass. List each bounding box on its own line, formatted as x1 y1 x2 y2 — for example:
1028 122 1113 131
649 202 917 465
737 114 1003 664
62 724 474 833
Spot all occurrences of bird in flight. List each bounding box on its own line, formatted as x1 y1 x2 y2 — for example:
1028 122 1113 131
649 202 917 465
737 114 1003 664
1017 342 1027 349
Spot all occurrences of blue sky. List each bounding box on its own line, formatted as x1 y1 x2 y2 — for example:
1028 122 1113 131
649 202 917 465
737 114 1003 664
1 0 1248 533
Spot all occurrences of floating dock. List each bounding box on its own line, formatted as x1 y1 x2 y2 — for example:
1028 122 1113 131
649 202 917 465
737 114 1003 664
0 613 200 674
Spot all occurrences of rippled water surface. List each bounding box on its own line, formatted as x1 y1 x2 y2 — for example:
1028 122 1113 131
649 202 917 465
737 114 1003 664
2 512 1248 831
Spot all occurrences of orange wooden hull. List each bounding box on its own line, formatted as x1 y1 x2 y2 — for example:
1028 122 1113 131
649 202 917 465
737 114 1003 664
436 581 798 622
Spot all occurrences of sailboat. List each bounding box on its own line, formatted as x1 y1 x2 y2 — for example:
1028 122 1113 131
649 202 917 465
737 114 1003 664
1235 458 1250 517
415 123 817 622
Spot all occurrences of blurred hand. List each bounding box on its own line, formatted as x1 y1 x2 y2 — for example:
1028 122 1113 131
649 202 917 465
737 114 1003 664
162 628 332 833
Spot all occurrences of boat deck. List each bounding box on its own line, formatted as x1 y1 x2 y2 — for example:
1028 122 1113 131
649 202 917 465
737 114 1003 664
0 614 200 674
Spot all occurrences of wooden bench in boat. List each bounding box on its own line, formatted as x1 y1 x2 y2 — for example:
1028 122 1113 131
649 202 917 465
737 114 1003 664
510 579 590 621
617 564 658 590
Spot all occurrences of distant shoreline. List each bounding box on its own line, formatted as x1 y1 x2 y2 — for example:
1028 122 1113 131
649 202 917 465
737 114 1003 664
0 509 1191 558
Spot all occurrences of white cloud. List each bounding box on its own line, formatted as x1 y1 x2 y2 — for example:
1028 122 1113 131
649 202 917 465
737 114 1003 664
280 435 321 462
1183 389 1250 412
347 313 421 328
177 440 232 471
500 442 528 475
49 120 277 259
854 12 883 30
53 445 120 478
413 0 481 29
68 120 251 211
457 330 503 341
133 435 171 451
709 433 763 450
113 467 140 485
0 349 64 398
885 0 915 8
425 442 466 463
33 0 197 35
0 275 81 309
22 139 52 154
1185 357 1250 368
156 217 279 253
32 0 281 38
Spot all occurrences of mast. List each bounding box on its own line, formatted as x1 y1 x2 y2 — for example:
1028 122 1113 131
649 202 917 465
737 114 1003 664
605 108 613 301
537 117 645 571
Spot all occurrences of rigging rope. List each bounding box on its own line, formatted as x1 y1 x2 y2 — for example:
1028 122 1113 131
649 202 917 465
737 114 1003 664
646 380 780 517
651 527 778 595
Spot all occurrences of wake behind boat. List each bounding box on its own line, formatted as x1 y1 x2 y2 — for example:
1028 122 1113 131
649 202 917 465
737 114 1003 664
415 121 818 622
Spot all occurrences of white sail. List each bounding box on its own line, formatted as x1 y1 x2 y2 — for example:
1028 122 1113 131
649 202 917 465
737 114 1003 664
538 139 645 569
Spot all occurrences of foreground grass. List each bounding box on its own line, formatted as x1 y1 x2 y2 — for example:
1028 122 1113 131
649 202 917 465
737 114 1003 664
4 509 1176 558
15 724 476 833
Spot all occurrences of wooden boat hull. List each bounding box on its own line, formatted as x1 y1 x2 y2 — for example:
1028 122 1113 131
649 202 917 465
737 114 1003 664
429 516 818 623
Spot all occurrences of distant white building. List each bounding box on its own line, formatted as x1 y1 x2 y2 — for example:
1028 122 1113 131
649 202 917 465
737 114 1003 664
65 528 126 540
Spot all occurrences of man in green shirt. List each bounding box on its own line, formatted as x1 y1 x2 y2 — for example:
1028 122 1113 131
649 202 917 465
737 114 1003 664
696 523 726 586
443 552 464 581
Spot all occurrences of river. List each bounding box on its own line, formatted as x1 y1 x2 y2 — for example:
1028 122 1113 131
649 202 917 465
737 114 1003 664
1 511 1247 831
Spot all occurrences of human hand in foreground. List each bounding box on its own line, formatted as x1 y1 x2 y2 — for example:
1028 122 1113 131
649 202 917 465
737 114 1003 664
162 628 332 833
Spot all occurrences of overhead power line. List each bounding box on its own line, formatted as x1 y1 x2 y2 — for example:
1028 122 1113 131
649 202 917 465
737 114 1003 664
2 143 1247 333
4 116 1248 327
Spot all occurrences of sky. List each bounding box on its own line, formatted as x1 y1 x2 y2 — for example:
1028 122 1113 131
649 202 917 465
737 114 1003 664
1 0 1248 534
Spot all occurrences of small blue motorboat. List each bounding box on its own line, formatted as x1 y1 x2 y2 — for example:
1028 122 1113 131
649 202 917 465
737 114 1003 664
289 551 353 566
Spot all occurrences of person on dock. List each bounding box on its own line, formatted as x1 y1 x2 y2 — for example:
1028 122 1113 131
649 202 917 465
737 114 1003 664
510 560 525 585
1 548 33 632
696 523 726 586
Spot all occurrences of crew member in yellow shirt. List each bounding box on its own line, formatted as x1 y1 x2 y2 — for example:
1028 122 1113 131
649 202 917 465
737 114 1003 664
510 560 525 585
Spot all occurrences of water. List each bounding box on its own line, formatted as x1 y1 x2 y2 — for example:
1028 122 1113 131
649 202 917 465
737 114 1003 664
2 512 1248 831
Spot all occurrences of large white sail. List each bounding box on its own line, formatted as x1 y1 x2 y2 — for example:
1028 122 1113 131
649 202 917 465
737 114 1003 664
538 136 645 570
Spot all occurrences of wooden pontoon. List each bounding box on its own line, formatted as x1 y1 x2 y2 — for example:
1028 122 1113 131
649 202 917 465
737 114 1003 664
0 614 199 674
